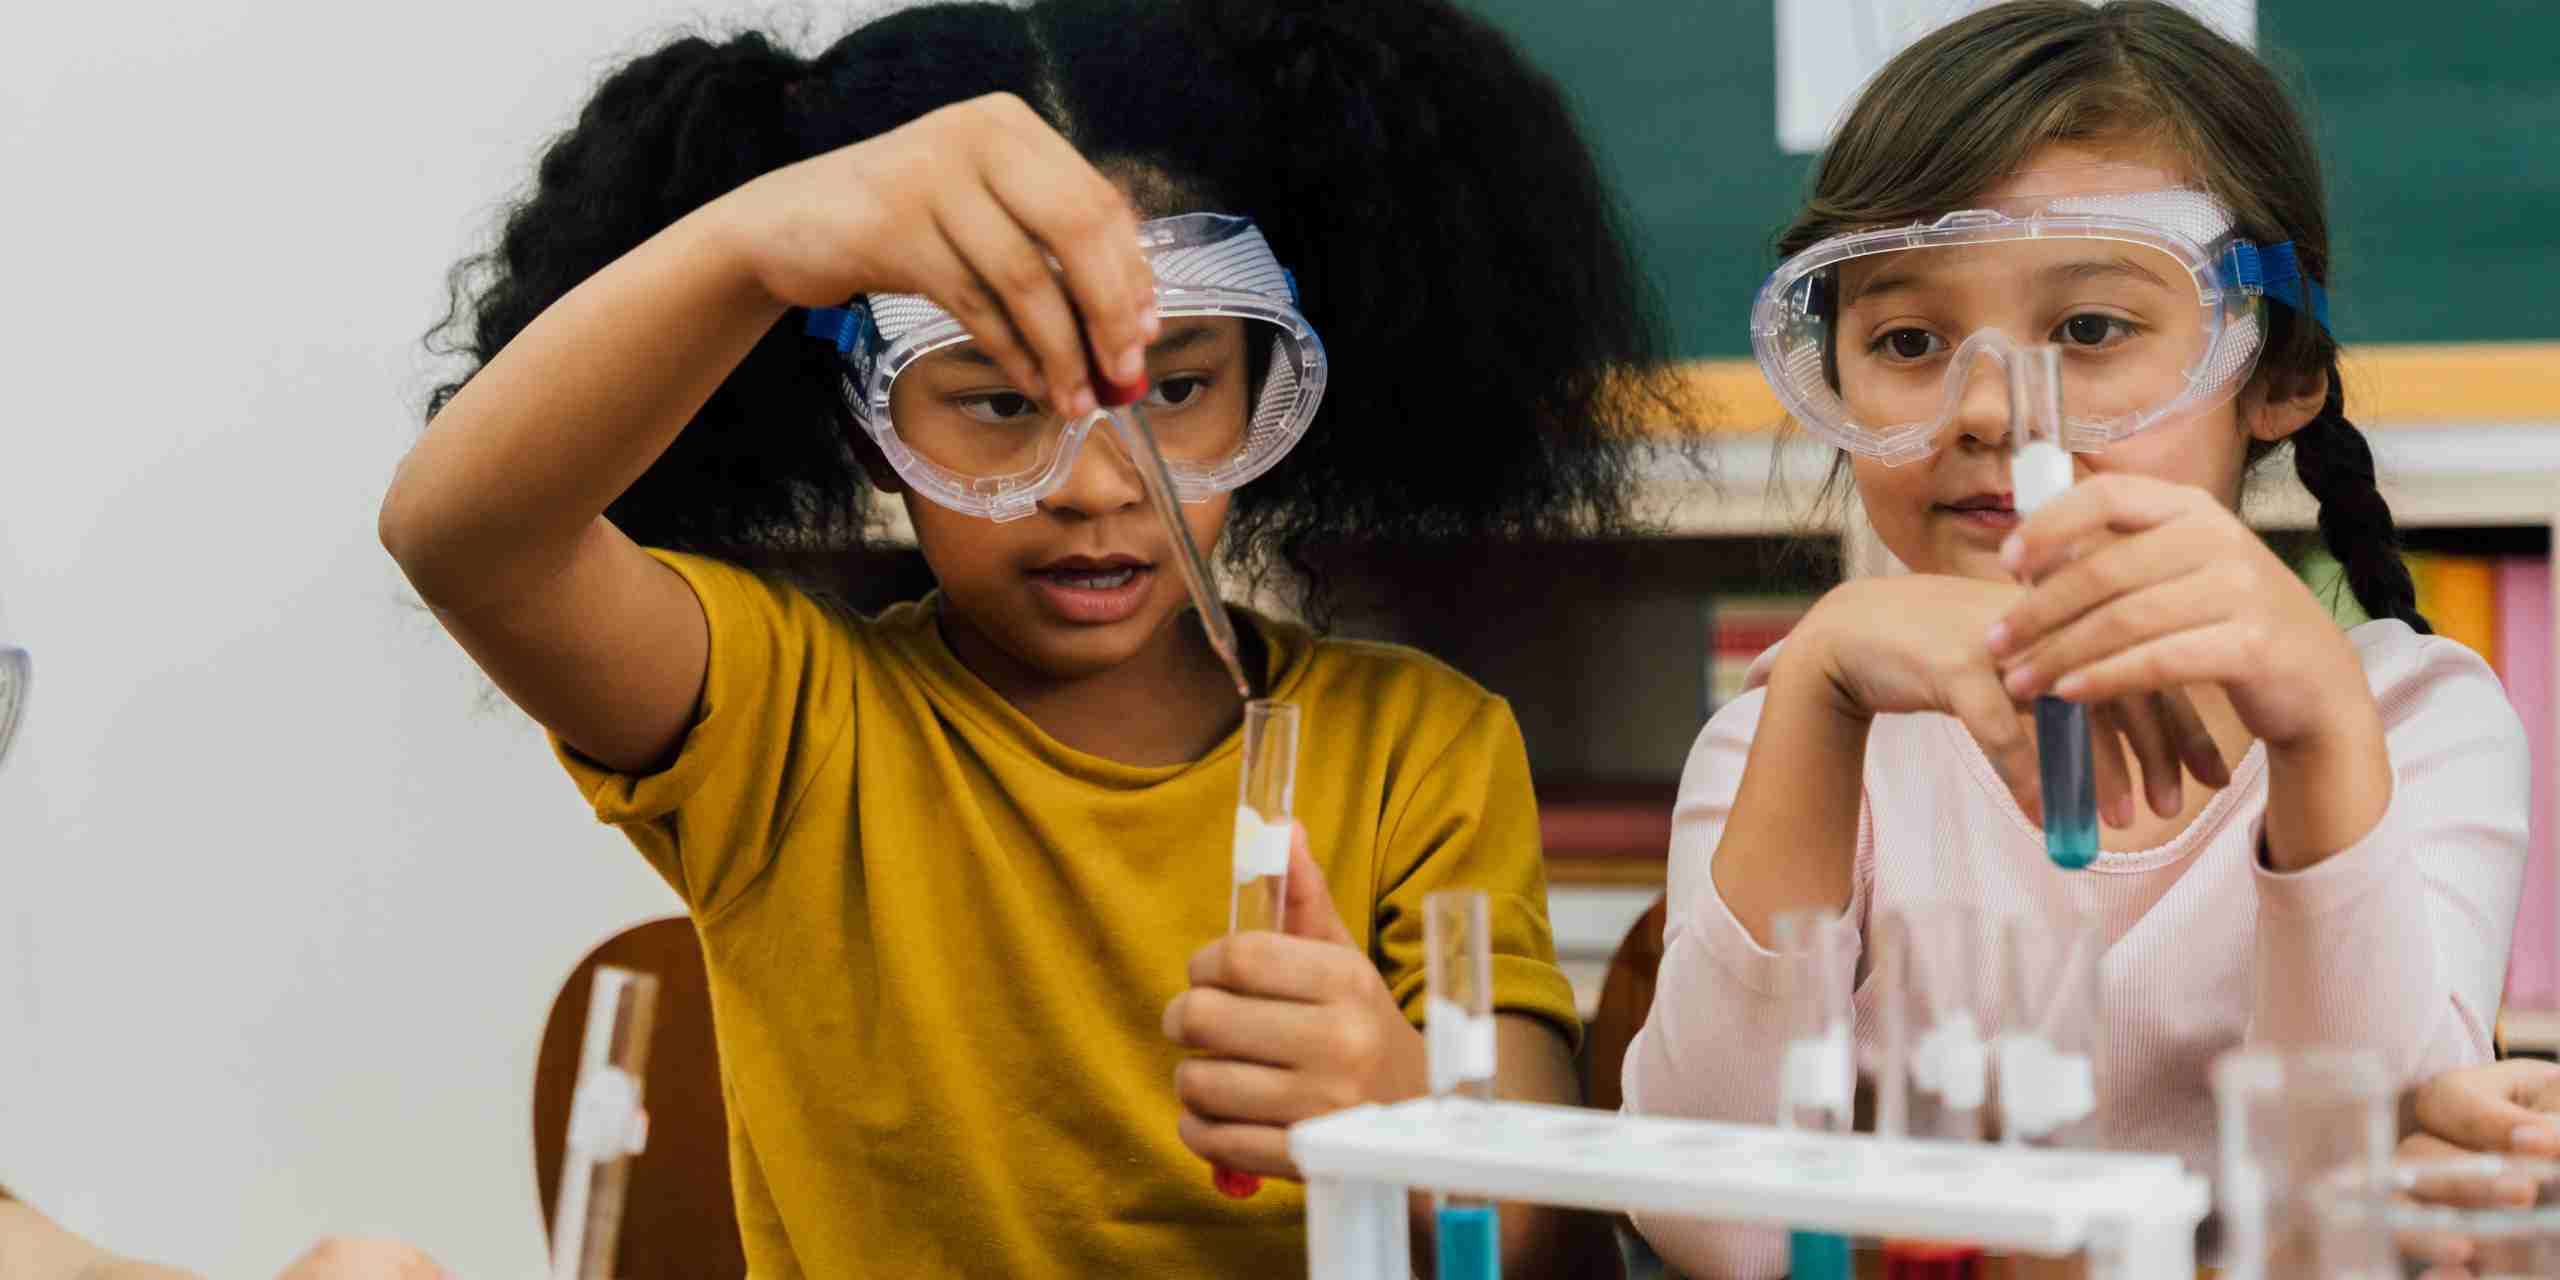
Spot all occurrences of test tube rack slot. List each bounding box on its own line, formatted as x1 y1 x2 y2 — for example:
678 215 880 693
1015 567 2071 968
1289 1098 2208 1278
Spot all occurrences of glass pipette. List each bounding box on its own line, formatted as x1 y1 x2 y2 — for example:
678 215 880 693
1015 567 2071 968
1091 373 1254 700
2006 345 2098 871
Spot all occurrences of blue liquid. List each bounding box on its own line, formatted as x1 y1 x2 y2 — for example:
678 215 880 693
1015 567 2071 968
1435 1203 1500 1280
1789 1229 1851 1280
2034 696 2098 870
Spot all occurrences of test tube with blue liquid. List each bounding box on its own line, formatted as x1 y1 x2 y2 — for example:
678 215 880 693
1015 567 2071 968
1774 909 1854 1280
1425 888 1501 1280
1213 699 1299 1199
2006 345 2098 870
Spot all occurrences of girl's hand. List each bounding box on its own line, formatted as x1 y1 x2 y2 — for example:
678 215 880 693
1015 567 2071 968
1801 574 2229 825
1988 473 2395 867
718 92 1158 419
1164 827 1427 1181
2400 1060 2560 1163
1988 473 2372 753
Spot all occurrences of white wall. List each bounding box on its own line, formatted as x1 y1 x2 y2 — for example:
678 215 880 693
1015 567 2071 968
0 4 897 1274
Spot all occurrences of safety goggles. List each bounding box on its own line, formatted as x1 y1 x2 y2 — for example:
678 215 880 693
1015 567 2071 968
1749 184 2328 465
805 213 1326 520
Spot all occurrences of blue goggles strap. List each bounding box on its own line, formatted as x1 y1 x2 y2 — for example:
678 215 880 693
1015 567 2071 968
2220 240 2330 330
803 304 875 354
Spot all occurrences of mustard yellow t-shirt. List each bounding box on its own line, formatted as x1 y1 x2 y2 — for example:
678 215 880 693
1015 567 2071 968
555 551 1578 1278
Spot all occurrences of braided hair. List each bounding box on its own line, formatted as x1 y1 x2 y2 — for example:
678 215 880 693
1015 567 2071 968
1777 1 2430 631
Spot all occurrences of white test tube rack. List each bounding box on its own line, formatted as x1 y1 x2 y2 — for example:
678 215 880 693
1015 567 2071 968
1290 1098 2209 1279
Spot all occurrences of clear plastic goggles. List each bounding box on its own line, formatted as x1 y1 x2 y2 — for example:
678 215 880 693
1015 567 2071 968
805 213 1327 521
1749 186 2328 465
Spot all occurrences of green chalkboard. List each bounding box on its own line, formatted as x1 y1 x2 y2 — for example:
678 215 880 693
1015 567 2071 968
1471 0 2560 358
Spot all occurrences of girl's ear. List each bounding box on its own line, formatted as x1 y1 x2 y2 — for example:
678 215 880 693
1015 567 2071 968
2245 363 2329 443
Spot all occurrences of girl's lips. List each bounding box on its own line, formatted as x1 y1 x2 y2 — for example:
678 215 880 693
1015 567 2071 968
1026 564 1156 624
1938 503 2022 531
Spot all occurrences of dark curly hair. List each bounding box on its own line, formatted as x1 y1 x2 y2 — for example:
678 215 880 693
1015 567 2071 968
426 0 1678 620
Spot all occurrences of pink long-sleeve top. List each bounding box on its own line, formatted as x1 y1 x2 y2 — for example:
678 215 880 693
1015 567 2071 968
1623 620 2530 1279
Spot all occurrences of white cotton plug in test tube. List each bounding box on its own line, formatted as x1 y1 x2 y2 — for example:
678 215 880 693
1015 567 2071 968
551 965 659 1280
1212 699 1300 1200
1425 889 1501 1280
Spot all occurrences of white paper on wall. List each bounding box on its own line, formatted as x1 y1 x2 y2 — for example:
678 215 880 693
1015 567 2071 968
1776 0 2256 154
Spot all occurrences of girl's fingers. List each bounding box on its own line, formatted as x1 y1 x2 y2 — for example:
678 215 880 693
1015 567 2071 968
979 115 1154 389
1175 1056 1314 1127
2050 623 2260 704
2410 1061 2560 1155
1160 985 1340 1067
1176 1109 1298 1180
2112 693 2188 819
2086 705 2138 829
934 186 1097 417
2160 687 2232 789
1184 931 1351 1004
906 231 1045 406
1948 674 2042 823
1991 519 2212 662
2000 472 2207 583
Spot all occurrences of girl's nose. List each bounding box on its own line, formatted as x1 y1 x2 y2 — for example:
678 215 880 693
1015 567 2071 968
1038 410 1147 517
1945 351 2019 453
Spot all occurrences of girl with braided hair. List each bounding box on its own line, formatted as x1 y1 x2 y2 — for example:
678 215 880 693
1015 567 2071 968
1625 4 2528 1273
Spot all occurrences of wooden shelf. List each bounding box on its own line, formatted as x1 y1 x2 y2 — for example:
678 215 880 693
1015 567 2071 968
860 421 2560 549
1661 342 2560 435
1635 425 2560 538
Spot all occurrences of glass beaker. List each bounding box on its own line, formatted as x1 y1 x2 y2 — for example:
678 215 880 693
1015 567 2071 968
2311 1156 2560 1278
2210 1047 2393 1279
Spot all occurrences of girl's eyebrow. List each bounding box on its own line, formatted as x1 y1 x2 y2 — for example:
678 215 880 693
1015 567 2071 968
1143 320 1221 359
1842 253 2179 311
2041 254 2180 292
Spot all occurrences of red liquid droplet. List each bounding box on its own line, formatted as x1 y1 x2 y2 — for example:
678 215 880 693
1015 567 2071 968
1213 1167 1261 1199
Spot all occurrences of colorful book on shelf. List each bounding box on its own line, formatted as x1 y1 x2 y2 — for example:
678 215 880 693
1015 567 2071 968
2499 557 2555 1008
1538 781 1677 885
1707 595 1816 712
2410 552 2501 669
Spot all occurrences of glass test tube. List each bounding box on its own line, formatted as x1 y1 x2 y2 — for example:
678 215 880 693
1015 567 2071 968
551 964 660 1280
1211 699 1299 1199
0 641 27 774
2210 1047 2393 1280
2310 1155 2560 1278
2006 345 2097 871
1993 914 2101 1151
1425 888 1500 1280
1878 902 2000 1143
1773 910 1854 1280
1876 903 2001 1276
